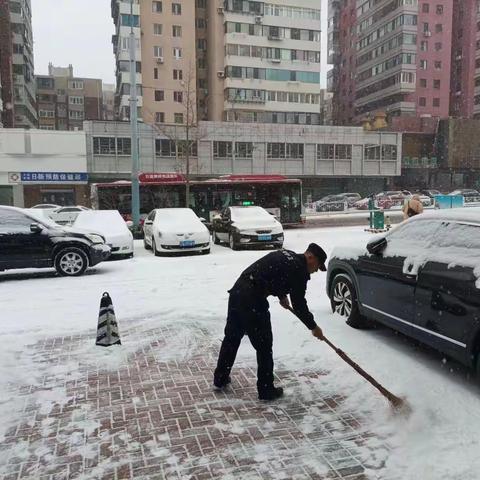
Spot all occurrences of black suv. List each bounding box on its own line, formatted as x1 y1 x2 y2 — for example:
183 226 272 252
327 211 480 376
0 206 111 276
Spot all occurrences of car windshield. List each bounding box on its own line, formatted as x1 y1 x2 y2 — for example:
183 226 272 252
231 207 272 221
155 208 199 226
74 211 128 235
24 210 63 229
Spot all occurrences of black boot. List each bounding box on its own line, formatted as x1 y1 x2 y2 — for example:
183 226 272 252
258 386 284 401
213 376 231 390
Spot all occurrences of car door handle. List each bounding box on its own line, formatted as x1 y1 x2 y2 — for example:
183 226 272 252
405 274 417 280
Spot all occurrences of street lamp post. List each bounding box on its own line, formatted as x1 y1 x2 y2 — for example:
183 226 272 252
129 0 140 227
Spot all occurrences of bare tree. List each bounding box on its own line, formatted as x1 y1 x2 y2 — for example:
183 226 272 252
144 62 206 208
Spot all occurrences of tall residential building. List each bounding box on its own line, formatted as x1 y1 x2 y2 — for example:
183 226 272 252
0 0 36 128
111 0 323 126
207 0 322 125
36 65 103 131
329 0 455 125
102 83 116 121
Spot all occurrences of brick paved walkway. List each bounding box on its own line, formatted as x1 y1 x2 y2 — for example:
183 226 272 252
0 325 389 480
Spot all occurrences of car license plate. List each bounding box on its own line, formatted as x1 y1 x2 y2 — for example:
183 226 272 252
258 235 272 241
180 240 195 248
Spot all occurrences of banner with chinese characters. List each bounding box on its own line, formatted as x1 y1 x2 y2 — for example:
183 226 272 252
20 172 88 183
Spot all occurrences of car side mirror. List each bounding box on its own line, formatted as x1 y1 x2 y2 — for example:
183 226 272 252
367 237 387 255
144 220 153 226
199 217 207 223
30 223 43 233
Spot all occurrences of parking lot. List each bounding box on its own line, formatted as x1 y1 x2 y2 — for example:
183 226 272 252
1 226 480 479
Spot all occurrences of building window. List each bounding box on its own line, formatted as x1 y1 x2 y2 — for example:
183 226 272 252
173 47 182 59
317 144 334 159
117 138 132 155
154 46 163 58
154 68 159 80
433 98 440 107
382 145 398 160
172 3 181 15
435 24 443 33
436 4 443 14
154 90 164 101
420 78 427 87
420 41 428 51
435 42 442 51
155 112 165 123
69 96 84 105
434 60 442 69
334 145 352 160
39 110 55 118
419 97 427 107
235 142 253 158
174 113 184 123
172 25 182 37
420 60 428 69
433 79 441 89
154 23 162 35
197 39 207 50
93 137 116 155
69 110 84 120
155 139 176 157
68 80 84 90
422 3 429 13
120 14 139 27
213 141 233 158
267 143 285 159
152 1 162 13
173 69 183 80
173 91 183 103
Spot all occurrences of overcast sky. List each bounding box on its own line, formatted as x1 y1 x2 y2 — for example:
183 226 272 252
31 0 329 86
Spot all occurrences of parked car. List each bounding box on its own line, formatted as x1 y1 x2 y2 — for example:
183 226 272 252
74 210 134 258
31 204 61 215
315 195 349 212
50 206 90 225
421 189 442 198
326 211 480 376
212 206 284 250
143 208 211 255
0 206 111 276
342 193 362 207
449 189 480 203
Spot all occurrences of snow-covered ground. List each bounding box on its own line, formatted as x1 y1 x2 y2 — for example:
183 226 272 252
1 226 480 479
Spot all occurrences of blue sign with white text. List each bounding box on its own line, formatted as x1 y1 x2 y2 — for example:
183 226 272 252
21 172 88 183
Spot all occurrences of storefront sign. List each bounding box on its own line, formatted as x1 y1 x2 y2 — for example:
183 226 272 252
20 172 88 183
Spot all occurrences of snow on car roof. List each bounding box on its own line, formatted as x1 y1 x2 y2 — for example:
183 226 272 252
411 208 480 225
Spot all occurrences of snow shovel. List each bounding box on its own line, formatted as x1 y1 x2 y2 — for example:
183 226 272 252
287 306 409 413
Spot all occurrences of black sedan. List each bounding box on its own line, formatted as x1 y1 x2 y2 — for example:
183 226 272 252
327 211 480 376
0 206 111 276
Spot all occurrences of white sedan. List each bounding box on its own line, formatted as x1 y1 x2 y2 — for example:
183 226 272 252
74 210 134 258
50 206 90 225
143 208 211 255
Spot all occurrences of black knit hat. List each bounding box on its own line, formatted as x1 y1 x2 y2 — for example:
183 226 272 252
307 243 327 271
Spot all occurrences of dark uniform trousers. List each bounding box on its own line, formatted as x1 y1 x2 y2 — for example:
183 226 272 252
214 279 274 391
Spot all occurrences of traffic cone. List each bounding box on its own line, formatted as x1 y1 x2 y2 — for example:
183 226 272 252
96 292 121 347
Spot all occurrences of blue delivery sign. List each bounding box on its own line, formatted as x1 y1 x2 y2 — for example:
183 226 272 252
21 172 88 183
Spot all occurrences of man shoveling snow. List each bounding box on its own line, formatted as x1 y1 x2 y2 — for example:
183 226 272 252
213 244 327 401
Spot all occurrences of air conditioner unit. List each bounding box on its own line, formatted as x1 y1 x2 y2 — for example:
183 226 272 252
217 7 224 14
156 57 164 64
424 31 432 37
217 71 225 78
255 15 263 24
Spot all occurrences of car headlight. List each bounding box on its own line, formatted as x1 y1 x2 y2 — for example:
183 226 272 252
86 234 104 244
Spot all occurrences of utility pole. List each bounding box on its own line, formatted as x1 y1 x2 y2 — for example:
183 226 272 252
129 0 140 227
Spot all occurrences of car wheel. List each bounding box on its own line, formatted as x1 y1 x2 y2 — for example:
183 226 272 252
229 234 239 251
55 247 88 277
330 274 368 329
213 232 221 245
143 237 151 250
152 237 160 257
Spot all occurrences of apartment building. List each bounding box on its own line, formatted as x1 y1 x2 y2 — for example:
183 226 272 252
207 0 322 125
0 0 37 128
111 0 325 126
36 64 103 131
329 0 457 125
